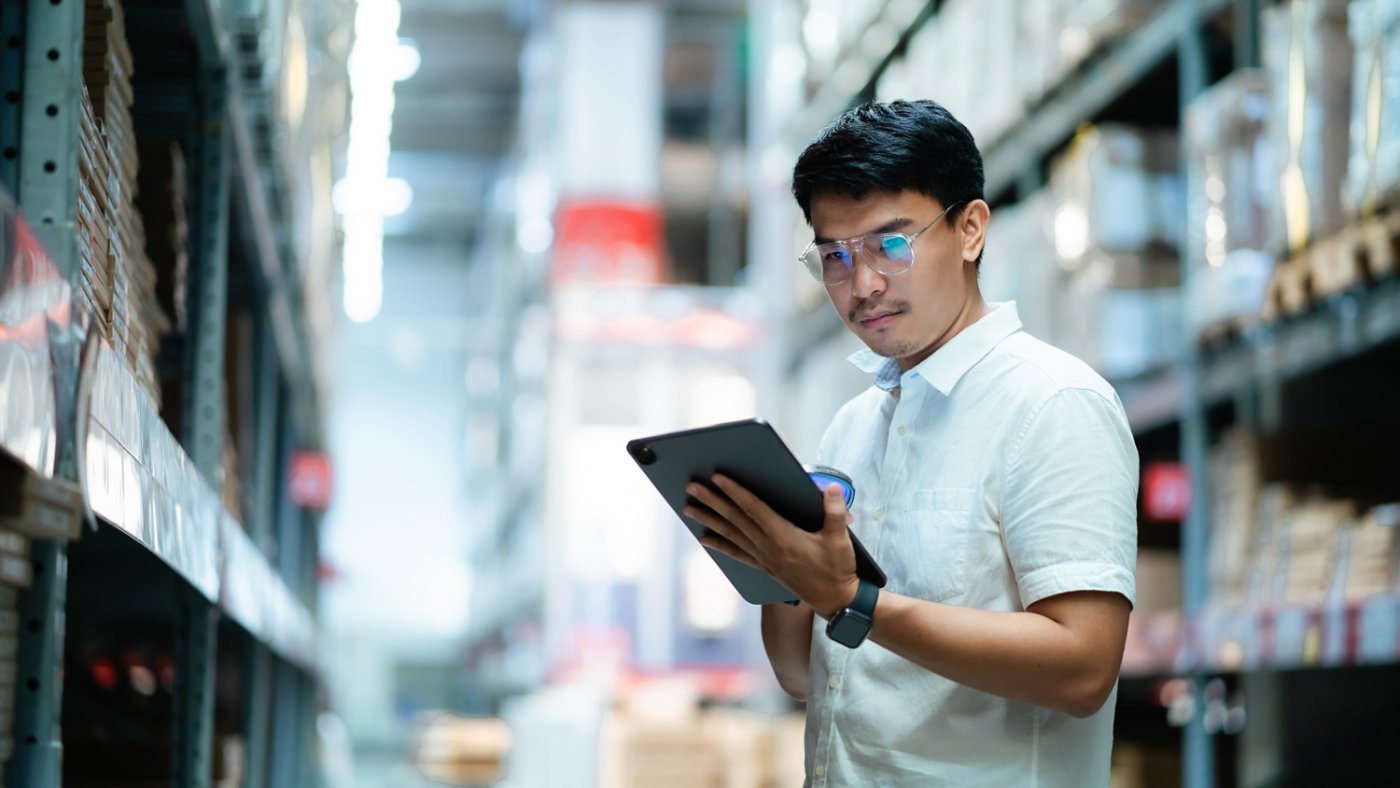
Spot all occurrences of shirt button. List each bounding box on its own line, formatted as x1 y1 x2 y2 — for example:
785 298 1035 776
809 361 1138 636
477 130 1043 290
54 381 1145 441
815 765 827 778
829 676 840 690
873 507 885 520
897 425 908 436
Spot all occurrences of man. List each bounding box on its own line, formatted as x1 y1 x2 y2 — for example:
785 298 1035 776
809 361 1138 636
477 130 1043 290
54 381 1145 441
681 100 1138 786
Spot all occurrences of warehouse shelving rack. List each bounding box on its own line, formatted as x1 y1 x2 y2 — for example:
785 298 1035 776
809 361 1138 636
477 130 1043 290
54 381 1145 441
1 0 323 784
766 0 1400 786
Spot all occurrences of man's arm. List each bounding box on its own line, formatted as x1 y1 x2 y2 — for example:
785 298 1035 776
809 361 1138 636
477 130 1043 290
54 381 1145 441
761 603 814 700
867 589 1129 718
685 475 1131 718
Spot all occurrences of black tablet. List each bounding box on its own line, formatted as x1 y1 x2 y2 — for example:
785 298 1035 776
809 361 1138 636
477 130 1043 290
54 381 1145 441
626 418 887 605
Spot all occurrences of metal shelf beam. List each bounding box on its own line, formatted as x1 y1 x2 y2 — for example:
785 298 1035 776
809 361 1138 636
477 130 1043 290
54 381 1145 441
982 0 1233 200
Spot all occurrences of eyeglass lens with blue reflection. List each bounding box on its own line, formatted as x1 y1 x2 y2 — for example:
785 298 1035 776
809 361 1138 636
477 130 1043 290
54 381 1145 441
805 464 855 508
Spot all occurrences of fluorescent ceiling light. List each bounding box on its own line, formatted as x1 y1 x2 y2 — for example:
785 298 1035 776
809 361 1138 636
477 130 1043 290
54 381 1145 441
391 38 422 82
342 0 403 323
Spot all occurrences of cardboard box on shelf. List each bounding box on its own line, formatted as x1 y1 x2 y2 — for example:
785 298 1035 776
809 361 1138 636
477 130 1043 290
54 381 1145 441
1344 503 1400 600
1278 496 1354 606
1135 549 1182 613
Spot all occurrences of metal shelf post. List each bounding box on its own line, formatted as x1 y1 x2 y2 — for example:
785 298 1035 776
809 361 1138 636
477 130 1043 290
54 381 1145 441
3 2 84 785
172 586 219 787
1178 1 1215 786
185 64 231 483
1 0 22 194
241 640 272 788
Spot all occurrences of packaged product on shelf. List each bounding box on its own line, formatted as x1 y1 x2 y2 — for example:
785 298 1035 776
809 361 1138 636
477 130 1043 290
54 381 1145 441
1184 70 1275 338
1244 484 1296 607
1263 0 1353 256
1346 0 1400 215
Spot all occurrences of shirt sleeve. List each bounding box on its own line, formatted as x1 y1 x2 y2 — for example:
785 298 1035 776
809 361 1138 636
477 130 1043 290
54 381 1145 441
1002 387 1139 609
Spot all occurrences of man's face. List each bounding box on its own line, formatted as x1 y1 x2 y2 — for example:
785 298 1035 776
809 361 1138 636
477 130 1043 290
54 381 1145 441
808 188 982 370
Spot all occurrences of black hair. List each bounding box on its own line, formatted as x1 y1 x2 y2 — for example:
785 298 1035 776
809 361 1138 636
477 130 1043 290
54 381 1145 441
792 99 986 266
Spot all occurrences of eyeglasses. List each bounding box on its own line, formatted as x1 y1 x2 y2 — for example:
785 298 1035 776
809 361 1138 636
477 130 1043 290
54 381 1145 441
798 202 962 285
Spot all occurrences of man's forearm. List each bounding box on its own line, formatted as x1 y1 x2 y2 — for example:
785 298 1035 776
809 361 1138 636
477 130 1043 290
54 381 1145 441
761 603 814 700
869 591 1129 718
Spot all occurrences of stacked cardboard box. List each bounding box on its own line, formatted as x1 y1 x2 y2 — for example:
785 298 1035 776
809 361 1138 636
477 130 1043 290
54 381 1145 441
1183 70 1276 339
1277 497 1355 606
1344 504 1400 601
1346 0 1400 216
77 83 114 340
1263 0 1353 258
81 0 168 406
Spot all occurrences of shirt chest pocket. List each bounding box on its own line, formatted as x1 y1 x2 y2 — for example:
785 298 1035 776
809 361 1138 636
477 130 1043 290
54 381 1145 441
886 488 974 603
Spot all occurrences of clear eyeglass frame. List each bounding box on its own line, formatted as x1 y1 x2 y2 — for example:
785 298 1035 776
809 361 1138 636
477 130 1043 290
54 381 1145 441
799 201 962 285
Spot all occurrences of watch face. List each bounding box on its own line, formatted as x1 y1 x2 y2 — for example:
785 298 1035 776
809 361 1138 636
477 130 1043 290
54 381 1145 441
827 610 872 648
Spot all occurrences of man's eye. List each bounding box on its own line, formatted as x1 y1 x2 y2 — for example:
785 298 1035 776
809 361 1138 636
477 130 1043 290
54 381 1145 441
879 236 913 261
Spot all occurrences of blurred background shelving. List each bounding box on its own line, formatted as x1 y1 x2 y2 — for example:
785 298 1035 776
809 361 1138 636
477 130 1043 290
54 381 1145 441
3 0 1400 786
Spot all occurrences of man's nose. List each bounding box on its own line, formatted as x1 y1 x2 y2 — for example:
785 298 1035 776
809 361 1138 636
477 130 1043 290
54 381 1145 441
848 246 887 299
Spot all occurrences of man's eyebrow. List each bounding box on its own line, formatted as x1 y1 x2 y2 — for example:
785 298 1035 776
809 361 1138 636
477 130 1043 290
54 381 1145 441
813 217 915 245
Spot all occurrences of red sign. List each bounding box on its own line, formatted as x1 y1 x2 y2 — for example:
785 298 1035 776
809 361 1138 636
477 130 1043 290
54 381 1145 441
1143 462 1191 522
552 199 663 285
288 451 333 510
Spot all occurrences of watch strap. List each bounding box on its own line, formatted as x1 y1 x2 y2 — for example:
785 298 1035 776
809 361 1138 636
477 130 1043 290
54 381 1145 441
848 577 878 620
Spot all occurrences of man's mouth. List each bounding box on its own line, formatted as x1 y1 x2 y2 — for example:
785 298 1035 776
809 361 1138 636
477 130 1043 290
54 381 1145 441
856 309 900 328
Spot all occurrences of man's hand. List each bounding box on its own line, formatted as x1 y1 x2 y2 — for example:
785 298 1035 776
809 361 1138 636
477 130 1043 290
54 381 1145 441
683 475 859 617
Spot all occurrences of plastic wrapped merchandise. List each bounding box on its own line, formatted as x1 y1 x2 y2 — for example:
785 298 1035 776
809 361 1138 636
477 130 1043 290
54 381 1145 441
1183 70 1275 338
1055 254 1182 380
1263 0 1353 256
1346 0 1400 216
1049 125 1182 270
980 190 1057 340
1058 0 1158 75
1017 0 1068 106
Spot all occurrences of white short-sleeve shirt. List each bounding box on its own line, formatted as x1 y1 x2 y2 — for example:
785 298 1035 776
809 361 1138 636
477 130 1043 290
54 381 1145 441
805 302 1138 787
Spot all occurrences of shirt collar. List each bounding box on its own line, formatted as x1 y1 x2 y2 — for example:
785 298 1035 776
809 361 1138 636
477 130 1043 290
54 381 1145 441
847 302 1023 395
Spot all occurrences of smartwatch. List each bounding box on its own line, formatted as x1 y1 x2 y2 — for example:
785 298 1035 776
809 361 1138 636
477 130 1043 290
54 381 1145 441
825 578 878 648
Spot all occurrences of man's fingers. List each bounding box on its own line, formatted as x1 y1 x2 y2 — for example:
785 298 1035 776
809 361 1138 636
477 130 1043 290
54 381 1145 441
687 481 752 532
682 501 758 557
711 474 783 528
698 532 760 569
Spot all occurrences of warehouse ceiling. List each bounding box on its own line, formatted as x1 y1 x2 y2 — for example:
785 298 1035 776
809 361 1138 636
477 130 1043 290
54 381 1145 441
384 0 747 245
385 0 531 241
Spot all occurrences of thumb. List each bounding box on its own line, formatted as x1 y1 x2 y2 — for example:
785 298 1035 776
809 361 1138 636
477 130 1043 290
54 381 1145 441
822 483 848 531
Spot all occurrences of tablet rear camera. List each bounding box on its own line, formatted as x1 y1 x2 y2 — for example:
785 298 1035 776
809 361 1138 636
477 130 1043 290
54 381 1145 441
631 443 657 466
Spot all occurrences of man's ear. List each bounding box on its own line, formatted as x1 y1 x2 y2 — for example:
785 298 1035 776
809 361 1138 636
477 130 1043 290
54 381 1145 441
959 199 990 265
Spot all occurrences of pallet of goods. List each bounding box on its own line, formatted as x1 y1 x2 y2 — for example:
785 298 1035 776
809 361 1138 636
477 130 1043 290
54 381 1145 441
1260 0 1354 318
1183 70 1275 346
0 457 86 769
